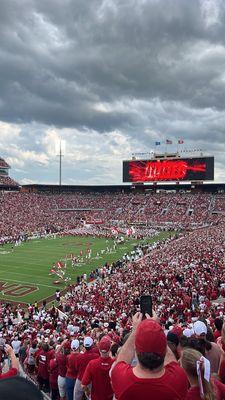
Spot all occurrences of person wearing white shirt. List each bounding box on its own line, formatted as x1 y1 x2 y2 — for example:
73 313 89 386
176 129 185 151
11 336 21 357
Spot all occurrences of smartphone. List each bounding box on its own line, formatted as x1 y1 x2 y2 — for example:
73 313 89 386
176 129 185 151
140 295 152 318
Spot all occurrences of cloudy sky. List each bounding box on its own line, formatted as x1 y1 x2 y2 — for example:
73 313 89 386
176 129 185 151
0 0 225 185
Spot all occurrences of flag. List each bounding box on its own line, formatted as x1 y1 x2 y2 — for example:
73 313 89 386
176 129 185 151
131 226 136 234
166 139 172 144
178 139 184 144
155 141 161 145
57 261 63 269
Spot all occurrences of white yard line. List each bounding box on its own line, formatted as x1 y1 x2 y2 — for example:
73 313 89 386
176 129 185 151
0 276 57 289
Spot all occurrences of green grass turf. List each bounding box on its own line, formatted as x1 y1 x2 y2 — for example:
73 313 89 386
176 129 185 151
0 232 171 304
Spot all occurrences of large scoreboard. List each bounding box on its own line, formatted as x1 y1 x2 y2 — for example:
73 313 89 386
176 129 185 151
123 156 214 183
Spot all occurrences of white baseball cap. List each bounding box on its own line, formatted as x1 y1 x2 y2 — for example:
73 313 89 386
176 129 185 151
193 321 207 336
183 328 194 338
71 339 80 350
84 337 93 348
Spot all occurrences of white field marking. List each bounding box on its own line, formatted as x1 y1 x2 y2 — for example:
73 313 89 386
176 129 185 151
0 264 50 274
0 262 51 270
0 270 56 283
0 254 77 262
0 286 40 298
0 259 57 268
0 277 57 289
0 251 66 257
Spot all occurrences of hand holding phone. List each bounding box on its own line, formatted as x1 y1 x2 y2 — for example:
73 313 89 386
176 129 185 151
140 295 152 318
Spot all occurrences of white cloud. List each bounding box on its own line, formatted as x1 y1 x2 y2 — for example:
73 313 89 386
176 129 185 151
0 0 225 185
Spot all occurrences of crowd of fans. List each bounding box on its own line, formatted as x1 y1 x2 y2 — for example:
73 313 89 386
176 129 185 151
0 219 224 399
0 176 19 187
0 191 225 239
0 188 225 399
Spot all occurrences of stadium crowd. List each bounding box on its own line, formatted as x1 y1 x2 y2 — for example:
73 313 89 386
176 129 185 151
0 191 225 240
0 221 225 399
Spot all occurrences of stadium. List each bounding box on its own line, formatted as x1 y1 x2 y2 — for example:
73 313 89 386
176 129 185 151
1 147 225 400
1 1 225 399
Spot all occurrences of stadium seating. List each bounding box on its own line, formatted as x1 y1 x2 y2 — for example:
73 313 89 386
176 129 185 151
0 191 225 239
0 189 225 399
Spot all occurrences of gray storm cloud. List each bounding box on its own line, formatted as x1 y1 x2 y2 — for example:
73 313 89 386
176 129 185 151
0 0 224 183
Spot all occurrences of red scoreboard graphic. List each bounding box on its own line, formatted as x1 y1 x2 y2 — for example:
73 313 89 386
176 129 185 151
123 157 214 182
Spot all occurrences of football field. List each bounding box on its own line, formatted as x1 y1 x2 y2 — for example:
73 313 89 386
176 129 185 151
0 232 170 304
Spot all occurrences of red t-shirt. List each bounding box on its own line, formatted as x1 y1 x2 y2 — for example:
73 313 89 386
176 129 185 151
111 361 188 400
37 350 52 379
219 359 225 384
56 352 67 377
214 330 221 341
185 379 225 400
49 359 59 390
75 350 99 381
0 368 17 379
213 377 225 400
185 387 201 400
66 352 79 379
82 356 114 400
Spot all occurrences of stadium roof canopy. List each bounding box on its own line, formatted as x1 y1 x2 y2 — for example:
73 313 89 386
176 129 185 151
21 182 225 194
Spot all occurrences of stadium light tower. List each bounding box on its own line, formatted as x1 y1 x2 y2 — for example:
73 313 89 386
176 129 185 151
57 141 64 186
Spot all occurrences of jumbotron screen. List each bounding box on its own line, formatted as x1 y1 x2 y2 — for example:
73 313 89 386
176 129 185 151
123 157 214 182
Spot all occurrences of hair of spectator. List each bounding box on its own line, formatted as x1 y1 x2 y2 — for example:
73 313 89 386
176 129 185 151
214 318 223 331
181 348 215 400
136 351 165 371
167 341 179 361
111 343 120 357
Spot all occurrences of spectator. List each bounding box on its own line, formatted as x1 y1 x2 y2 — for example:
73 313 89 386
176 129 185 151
73 337 99 400
214 318 223 341
11 336 21 358
55 340 68 400
27 342 38 375
36 343 52 393
49 356 59 400
167 331 180 361
81 336 114 400
111 313 188 399
66 340 80 400
181 348 225 399
0 345 18 379
193 320 221 374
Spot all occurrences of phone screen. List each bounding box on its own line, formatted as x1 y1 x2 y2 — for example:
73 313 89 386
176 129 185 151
140 295 152 318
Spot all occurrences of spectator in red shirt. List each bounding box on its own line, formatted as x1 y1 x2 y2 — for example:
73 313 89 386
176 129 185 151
55 340 68 400
49 357 59 400
36 343 52 393
214 318 223 341
181 348 225 400
66 340 80 400
111 312 188 400
73 336 99 400
81 336 114 400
